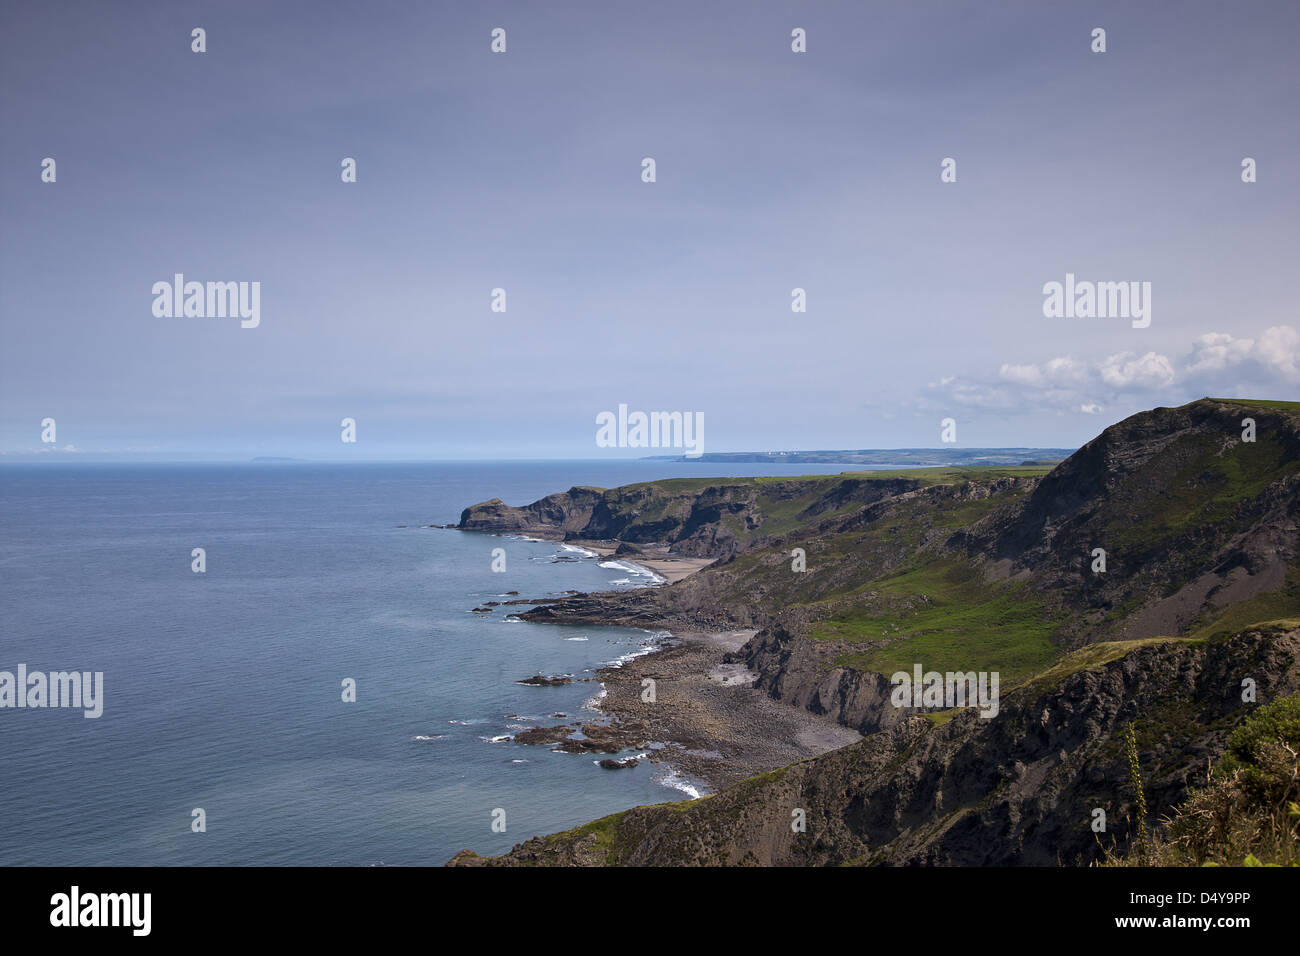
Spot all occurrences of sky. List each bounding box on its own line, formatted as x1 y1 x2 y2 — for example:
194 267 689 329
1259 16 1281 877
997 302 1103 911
1 0 1297 460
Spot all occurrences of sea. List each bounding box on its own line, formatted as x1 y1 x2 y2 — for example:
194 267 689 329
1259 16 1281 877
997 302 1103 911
0 460 856 865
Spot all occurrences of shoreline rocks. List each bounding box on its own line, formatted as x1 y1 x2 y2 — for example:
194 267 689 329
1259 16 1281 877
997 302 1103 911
599 757 640 770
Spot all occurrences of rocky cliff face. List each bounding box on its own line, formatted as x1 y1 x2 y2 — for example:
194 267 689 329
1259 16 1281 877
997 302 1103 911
450 623 1300 866
742 623 922 734
459 476 928 557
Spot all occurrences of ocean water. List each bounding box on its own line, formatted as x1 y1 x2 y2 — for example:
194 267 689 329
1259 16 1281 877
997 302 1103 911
0 460 855 866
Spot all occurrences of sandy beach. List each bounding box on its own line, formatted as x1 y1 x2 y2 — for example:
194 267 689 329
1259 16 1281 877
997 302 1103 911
567 539 715 584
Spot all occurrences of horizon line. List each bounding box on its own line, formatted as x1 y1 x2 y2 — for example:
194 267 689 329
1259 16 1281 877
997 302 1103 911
0 446 1079 465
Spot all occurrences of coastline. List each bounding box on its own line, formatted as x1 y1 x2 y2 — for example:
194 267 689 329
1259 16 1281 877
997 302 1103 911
502 532 861 791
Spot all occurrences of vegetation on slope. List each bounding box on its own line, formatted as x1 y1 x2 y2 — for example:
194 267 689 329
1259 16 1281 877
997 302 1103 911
1104 693 1300 867
814 557 1062 684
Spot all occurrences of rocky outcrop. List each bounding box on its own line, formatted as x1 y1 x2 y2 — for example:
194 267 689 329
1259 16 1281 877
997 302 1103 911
512 725 574 746
515 675 573 686
741 624 926 734
457 486 605 535
599 757 640 770
513 721 650 753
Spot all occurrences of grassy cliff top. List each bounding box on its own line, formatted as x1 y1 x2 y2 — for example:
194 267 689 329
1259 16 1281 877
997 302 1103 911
610 464 1056 495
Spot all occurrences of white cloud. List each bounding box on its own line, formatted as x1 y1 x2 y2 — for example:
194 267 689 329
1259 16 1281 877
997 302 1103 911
1184 325 1299 383
1186 332 1254 374
1098 351 1175 389
915 324 1295 422
1256 325 1300 379
998 363 1042 386
1043 356 1089 384
999 356 1089 388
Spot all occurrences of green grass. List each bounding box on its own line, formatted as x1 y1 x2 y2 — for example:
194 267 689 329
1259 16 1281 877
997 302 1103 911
713 478 1042 616
749 489 866 536
1203 397 1300 413
923 709 960 728
613 465 1054 494
812 557 1063 683
755 469 1046 543
801 465 1055 484
554 811 625 856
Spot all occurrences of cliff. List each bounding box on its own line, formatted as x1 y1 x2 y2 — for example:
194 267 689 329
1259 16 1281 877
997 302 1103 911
450 397 1300 865
450 623 1299 866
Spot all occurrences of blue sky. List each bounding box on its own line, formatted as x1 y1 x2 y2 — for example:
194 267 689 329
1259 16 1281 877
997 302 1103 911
1 0 1296 459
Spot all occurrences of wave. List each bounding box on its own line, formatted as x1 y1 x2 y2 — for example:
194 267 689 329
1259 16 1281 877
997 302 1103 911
655 768 705 800
561 544 600 558
602 630 673 668
592 751 650 767
603 647 654 668
599 559 666 584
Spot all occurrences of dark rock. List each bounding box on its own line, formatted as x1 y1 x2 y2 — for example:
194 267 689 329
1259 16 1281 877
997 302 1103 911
513 725 576 746
553 722 650 754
